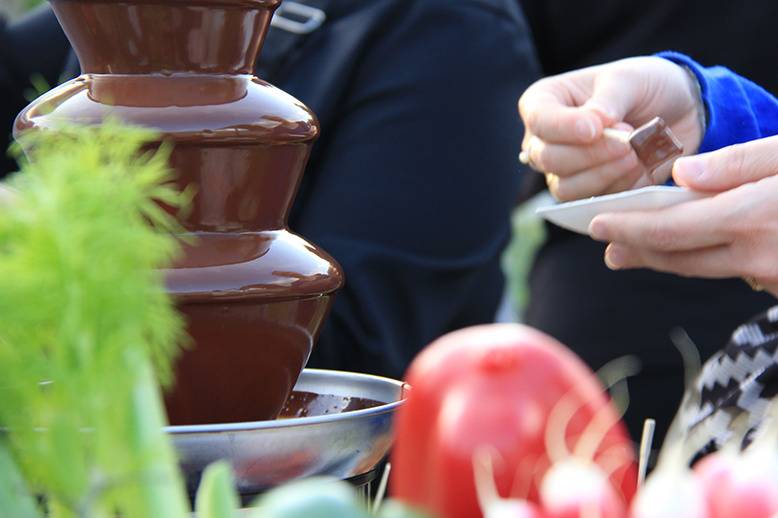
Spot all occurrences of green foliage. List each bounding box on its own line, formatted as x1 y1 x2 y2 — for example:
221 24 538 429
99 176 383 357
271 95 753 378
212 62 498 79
502 195 548 316
249 478 432 518
24 0 45 9
0 438 38 518
1 0 45 19
0 121 189 517
23 74 52 103
249 477 370 518
196 461 241 518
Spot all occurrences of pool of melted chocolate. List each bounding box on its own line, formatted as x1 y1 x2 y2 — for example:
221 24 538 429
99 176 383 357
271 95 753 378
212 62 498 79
279 391 383 419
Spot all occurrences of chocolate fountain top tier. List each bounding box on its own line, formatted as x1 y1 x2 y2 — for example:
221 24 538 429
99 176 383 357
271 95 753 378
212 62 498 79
14 0 320 229
51 0 282 75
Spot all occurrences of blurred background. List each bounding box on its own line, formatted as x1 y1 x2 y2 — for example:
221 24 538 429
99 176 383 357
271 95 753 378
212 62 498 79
0 0 43 19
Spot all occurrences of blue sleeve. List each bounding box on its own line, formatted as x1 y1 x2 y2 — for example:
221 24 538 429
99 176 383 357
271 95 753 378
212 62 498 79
658 51 778 153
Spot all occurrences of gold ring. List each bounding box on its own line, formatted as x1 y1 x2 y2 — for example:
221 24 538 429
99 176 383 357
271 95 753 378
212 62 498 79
520 150 541 171
519 150 530 165
744 277 764 292
520 137 543 171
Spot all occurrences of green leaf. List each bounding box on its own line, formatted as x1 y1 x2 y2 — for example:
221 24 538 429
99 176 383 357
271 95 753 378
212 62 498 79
196 461 240 518
0 437 40 518
23 74 51 103
248 478 370 518
120 351 190 518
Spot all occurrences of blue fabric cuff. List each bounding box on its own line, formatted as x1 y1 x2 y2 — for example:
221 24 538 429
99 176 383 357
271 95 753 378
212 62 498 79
656 51 761 153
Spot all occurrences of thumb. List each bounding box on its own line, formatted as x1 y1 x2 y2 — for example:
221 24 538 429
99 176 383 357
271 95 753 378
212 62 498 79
581 71 641 127
673 136 778 191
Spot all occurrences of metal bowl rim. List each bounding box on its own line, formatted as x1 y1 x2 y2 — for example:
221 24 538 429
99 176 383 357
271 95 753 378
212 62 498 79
165 368 407 435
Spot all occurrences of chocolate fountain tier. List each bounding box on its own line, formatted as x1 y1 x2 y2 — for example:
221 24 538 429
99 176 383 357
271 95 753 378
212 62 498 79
15 74 318 147
42 0 282 76
166 231 342 300
164 231 343 425
14 0 345 425
168 369 408 499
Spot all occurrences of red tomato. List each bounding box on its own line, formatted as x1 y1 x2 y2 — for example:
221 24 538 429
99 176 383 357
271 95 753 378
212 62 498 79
391 324 637 518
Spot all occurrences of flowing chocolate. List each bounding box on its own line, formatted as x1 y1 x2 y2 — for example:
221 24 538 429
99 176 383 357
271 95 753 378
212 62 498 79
17 0 345 425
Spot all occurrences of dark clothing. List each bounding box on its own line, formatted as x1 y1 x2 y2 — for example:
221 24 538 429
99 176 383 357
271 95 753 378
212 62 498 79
1 1 540 379
520 0 778 441
0 8 72 175
521 1 778 92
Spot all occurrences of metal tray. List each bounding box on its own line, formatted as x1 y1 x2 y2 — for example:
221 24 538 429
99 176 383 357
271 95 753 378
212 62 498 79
167 369 407 498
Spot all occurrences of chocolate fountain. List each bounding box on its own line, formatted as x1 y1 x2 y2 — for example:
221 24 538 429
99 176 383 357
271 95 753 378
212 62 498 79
14 0 407 498
15 0 344 425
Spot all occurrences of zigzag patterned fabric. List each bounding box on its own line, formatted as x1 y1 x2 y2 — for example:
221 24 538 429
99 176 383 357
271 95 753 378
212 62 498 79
675 305 778 464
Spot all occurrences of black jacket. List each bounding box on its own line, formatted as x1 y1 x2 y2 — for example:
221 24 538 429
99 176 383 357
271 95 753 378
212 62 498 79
1 0 540 379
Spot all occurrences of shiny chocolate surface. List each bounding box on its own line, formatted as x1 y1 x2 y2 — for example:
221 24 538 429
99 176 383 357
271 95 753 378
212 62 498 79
629 116 684 171
50 0 281 75
281 391 383 419
16 0 344 424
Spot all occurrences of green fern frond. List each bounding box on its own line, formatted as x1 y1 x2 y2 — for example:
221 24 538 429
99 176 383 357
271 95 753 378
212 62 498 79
0 121 189 517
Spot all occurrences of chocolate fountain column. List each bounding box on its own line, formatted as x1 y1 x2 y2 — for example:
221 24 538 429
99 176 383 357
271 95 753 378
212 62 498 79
15 0 344 424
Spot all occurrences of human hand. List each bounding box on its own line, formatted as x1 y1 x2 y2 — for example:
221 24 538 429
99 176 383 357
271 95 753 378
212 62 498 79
588 135 778 297
518 57 704 201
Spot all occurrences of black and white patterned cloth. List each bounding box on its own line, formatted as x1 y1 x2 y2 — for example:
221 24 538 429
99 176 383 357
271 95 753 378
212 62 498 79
674 305 778 463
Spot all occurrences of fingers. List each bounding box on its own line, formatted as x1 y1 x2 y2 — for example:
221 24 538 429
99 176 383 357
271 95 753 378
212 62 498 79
526 63 643 135
520 77 645 200
587 177 778 292
524 119 641 201
588 195 732 252
582 69 642 126
598 205 778 298
603 242 737 278
526 133 632 177
673 135 778 191
532 122 642 201
519 86 604 145
599 161 650 195
518 58 696 200
550 154 641 201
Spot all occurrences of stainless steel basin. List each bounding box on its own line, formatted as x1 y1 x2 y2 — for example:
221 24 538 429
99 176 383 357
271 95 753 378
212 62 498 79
167 369 407 498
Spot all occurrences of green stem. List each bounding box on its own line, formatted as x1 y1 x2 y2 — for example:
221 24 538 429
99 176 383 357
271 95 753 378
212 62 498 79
125 349 190 518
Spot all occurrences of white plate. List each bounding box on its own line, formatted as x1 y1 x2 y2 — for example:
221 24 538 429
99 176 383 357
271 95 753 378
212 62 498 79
535 186 708 235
